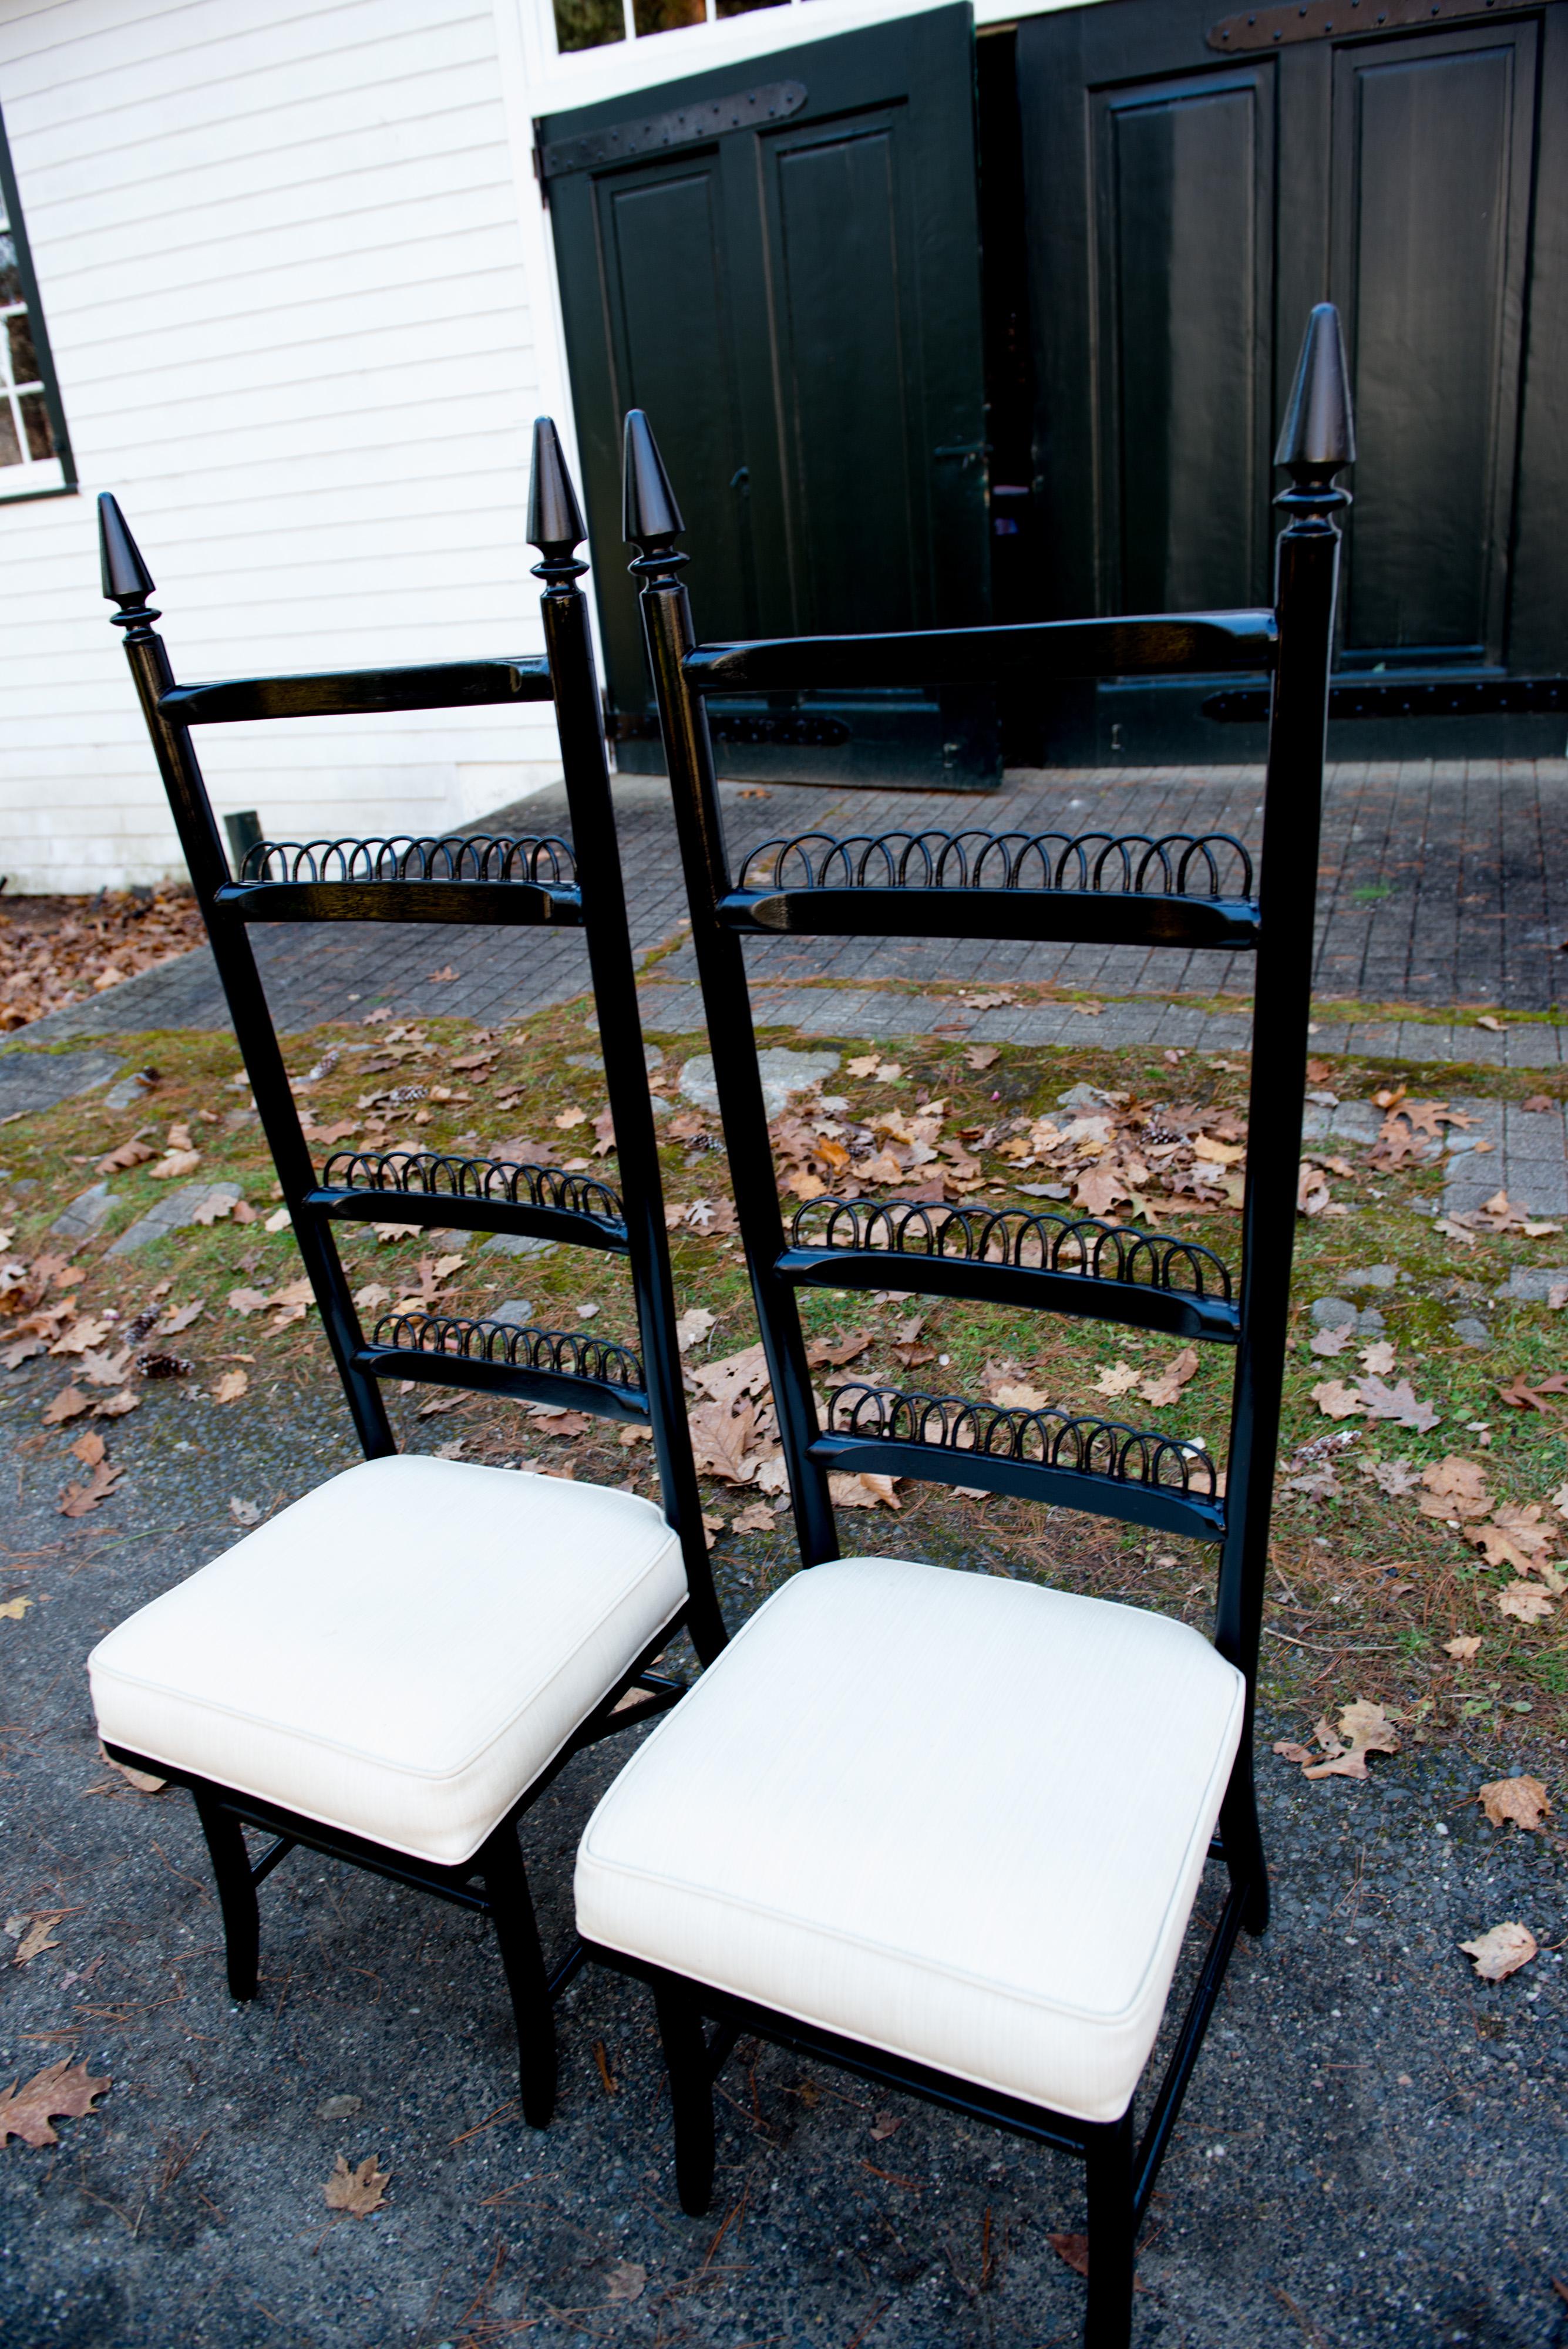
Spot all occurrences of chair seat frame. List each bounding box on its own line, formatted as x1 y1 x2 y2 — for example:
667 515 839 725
593 309 1355 2343
96 425 726 2128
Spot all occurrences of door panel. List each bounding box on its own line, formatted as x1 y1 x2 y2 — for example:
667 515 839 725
1334 29 1535 662
1095 71 1274 613
768 119 920 635
1019 0 1566 762
598 164 756 668
542 5 997 787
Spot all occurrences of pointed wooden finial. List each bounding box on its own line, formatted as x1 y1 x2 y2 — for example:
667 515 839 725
622 409 685 555
99 492 154 603
527 418 587 558
98 493 161 634
1275 305 1355 513
527 417 588 591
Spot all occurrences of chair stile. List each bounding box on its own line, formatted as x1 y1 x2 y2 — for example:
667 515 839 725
576 307 1354 2345
90 422 725 2129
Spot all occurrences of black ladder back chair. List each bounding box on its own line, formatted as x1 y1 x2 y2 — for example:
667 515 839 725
573 311 1352 2343
88 421 724 2133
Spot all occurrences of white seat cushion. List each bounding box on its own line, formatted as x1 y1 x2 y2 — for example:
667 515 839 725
576 1556 1244 2124
89 1455 687 1867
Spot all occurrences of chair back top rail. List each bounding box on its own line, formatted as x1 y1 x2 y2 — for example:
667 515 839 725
682 610 1276 694
97 425 726 1664
621 302 1355 1715
159 655 554 726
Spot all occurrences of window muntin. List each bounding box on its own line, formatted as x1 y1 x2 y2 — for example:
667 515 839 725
552 0 800 58
0 108 73 497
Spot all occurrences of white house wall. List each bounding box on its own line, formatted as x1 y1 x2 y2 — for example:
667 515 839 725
0 0 569 897
0 0 1101 898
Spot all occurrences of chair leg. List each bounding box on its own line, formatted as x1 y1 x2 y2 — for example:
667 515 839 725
1219 1752 1270 1935
1082 2107 1136 2349
654 1985 715 2216
192 1792 260 2003
479 1827 557 2131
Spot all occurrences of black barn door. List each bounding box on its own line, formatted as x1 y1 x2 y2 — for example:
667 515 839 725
540 5 998 788
1018 0 1568 761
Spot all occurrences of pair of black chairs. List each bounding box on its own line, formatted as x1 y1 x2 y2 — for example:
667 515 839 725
89 305 1352 2348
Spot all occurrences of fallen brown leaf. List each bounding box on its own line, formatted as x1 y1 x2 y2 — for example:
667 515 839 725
827 1472 901 1511
806 1329 874 1370
41 1384 90 1425
1357 1376 1439 1432
675 1307 716 1353
605 2261 645 2303
11 1912 66 1966
58 1459 123 1517
1298 1697 1400 1782
323 2153 391 2216
1140 1346 1199 1408
1443 1634 1482 1660
1495 1582 1553 1623
211 1369 249 1404
1475 1776 1552 1832
1048 2233 1091 2279
1459 1921 1536 1981
0 2057 110 2147
1498 1369 1568 1412
1310 1379 1366 1421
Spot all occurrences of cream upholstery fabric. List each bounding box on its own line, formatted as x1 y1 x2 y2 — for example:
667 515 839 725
90 1456 687 1867
576 1556 1244 2123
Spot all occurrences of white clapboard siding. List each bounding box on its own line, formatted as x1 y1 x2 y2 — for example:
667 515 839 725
0 0 568 895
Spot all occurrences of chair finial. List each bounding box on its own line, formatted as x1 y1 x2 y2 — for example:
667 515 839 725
1275 305 1355 515
98 493 160 634
622 410 686 583
527 418 587 557
527 418 588 590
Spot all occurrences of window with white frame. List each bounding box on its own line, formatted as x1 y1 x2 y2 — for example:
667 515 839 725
0 107 74 499
552 0 811 56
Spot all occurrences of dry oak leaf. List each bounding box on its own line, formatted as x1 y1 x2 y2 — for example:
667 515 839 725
1048 2233 1092 2279
806 1328 874 1370
964 1044 1000 1072
1366 1456 1422 1498
846 1054 881 1077
1495 1581 1554 1623
1498 1369 1568 1412
1358 1376 1439 1432
11 1912 66 1966
159 1301 204 1335
69 1428 105 1469
0 1596 33 1621
1092 1362 1142 1399
149 1149 202 1181
211 1369 249 1404
1459 1921 1536 1982
674 1307 716 1354
1140 1346 1200 1408
1360 1339 1398 1375
689 1342 769 1412
59 1459 123 1518
828 1472 901 1511
605 2261 646 2304
687 1397 759 1486
1311 1378 1367 1421
1310 1325 1352 1358
1074 1166 1132 1220
41 1384 91 1426
323 2153 391 2217
732 1502 776 1534
0 2058 110 2148
1476 1776 1552 1832
95 1137 155 1174
552 1105 588 1130
991 1380 1052 1411
226 1286 269 1316
1419 1456 1490 1519
1471 1524 1545 1575
1302 1697 1400 1781
1443 1633 1482 1660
